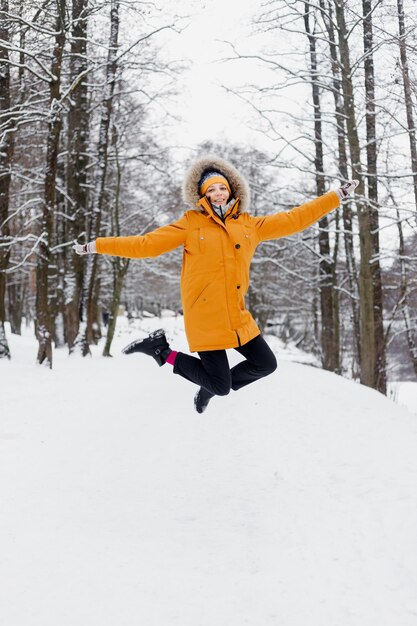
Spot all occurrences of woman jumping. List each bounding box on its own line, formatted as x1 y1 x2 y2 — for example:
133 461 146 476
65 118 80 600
73 155 358 413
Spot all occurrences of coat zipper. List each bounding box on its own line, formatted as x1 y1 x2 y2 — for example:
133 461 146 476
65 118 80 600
199 196 243 347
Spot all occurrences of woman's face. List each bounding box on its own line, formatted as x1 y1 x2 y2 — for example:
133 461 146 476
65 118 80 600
205 182 230 206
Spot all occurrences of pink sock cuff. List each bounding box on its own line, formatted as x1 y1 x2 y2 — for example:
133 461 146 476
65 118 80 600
166 350 178 366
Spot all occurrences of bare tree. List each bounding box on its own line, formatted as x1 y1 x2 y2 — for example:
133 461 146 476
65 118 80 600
361 0 386 393
319 0 361 369
65 0 90 351
101 120 129 357
0 0 13 358
392 196 417 376
74 0 120 356
396 0 417 216
35 0 66 367
333 0 385 392
304 0 340 372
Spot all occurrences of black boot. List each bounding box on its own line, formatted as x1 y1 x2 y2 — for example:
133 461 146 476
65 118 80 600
194 387 214 414
122 329 171 366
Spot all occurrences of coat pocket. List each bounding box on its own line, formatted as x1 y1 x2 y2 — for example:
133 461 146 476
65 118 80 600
190 281 211 309
185 228 206 256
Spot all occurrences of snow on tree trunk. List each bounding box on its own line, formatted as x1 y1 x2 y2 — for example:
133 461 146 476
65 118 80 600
0 0 13 359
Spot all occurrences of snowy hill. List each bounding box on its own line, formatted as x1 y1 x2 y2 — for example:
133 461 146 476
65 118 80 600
1 317 417 626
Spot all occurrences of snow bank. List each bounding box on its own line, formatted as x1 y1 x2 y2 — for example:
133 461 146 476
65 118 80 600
1 318 417 626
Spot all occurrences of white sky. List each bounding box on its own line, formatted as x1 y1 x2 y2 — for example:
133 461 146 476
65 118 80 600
157 0 280 152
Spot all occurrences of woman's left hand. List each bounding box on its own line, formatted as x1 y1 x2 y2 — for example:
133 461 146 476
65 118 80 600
337 179 359 199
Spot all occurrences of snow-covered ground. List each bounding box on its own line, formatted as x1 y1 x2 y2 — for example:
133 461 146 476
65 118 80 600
1 316 417 626
389 380 417 417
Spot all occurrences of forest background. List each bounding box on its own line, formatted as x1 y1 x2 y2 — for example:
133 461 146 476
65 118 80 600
0 0 416 396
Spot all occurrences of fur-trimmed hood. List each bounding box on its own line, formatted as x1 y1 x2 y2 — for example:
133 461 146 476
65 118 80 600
182 154 251 213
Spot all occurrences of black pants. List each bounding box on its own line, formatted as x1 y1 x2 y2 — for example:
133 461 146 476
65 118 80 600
173 334 277 396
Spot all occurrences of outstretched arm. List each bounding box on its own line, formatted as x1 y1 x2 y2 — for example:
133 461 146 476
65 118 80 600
253 180 358 243
73 213 188 258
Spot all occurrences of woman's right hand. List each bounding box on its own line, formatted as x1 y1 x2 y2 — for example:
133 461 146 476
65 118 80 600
337 180 359 199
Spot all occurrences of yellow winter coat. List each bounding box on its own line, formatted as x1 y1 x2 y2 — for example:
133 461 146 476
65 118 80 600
96 155 340 352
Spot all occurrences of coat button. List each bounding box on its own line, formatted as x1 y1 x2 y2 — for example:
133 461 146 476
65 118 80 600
235 243 241 249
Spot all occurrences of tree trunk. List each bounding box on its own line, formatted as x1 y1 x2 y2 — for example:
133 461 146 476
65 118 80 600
334 0 382 391
0 0 13 359
102 259 129 356
362 0 386 393
7 279 26 335
384 187 417 378
102 129 129 357
321 0 361 370
393 201 417 377
75 0 120 356
65 0 90 352
397 0 417 216
304 2 340 372
50 158 66 347
35 0 66 367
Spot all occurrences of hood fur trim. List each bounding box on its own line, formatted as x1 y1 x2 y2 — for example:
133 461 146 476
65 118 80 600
182 154 250 212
